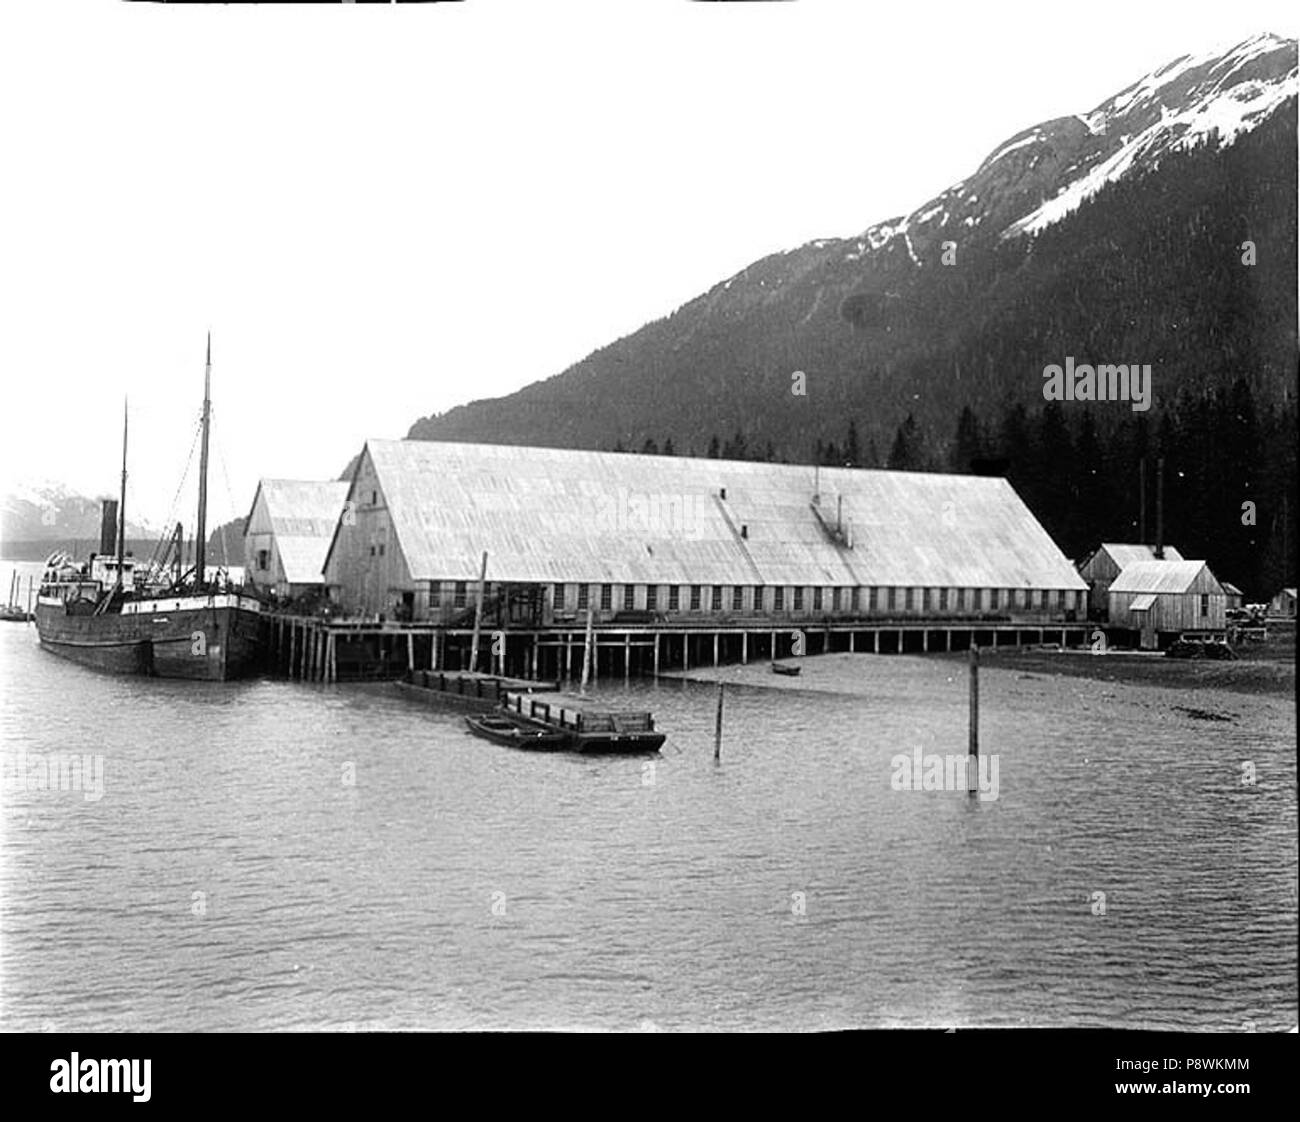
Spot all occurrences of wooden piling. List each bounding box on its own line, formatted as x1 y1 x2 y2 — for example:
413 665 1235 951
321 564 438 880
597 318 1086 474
580 607 593 692
714 683 724 761
653 633 660 678
624 633 631 681
468 550 488 674
968 645 980 794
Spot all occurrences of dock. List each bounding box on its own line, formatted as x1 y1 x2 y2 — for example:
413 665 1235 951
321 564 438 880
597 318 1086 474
265 612 1092 683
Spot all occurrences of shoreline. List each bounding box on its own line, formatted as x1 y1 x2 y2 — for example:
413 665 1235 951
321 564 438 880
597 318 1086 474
662 633 1296 699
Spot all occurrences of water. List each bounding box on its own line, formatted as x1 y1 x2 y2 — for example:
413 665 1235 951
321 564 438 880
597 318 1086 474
1 560 1295 1030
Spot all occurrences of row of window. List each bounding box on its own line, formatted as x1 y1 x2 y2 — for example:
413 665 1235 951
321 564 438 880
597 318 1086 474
430 581 1085 613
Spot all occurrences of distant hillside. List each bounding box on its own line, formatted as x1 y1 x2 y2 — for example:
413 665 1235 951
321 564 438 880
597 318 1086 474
1 480 156 560
409 35 1297 462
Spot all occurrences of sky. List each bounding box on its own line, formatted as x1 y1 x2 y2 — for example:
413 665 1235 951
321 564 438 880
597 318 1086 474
1 0 1296 533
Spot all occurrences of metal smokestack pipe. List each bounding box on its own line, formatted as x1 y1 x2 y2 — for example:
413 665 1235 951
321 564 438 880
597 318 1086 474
1139 458 1147 544
100 499 119 556
1155 456 1165 560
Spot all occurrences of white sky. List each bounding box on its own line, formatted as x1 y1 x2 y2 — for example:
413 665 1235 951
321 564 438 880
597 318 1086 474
1 0 1296 531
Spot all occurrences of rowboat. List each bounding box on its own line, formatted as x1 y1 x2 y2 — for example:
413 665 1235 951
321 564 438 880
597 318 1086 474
770 661 802 676
464 712 568 751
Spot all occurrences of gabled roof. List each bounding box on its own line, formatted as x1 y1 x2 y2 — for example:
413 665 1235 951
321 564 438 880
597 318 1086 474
1110 559 1221 595
247 479 350 584
1222 582 1243 596
342 439 1087 590
1099 543 1185 568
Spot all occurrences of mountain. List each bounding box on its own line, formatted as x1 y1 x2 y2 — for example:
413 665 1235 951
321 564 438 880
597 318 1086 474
408 33 1298 461
1 480 158 559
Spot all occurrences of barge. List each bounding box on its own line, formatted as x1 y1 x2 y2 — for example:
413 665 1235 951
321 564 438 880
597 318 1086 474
394 668 559 711
502 690 666 754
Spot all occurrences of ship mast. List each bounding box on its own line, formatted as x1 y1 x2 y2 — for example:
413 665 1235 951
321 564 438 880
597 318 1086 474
116 398 127 589
194 332 211 588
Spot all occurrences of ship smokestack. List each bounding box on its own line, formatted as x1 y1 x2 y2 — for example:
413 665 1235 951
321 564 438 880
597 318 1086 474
100 499 119 556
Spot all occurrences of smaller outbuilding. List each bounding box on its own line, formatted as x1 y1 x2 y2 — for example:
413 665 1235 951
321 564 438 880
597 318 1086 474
1221 582 1244 611
243 479 351 600
1269 587 1297 619
1076 543 1184 620
1108 560 1226 649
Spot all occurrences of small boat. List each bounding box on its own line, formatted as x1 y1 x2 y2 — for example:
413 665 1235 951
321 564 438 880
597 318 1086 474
464 712 568 751
0 606 33 623
770 661 802 676
503 690 666 754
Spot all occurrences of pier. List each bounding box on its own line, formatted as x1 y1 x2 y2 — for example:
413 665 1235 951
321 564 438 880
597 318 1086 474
266 613 1092 683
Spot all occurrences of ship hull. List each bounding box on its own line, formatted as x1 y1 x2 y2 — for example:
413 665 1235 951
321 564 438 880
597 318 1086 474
35 594 264 681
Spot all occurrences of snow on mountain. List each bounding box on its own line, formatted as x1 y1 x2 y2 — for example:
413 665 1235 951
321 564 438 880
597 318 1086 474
836 32 1297 258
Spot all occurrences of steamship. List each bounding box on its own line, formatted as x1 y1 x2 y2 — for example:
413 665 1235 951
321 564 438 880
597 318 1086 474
34 338 265 680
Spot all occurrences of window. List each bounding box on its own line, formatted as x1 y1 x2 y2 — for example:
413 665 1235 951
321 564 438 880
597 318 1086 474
851 587 860 612
669 586 680 610
554 583 566 610
813 587 823 611
256 549 269 572
712 586 723 611
886 587 896 611
690 585 701 610
955 588 964 610
988 588 998 610
600 584 612 611
939 588 949 611
732 586 743 611
577 584 589 610
793 587 804 611
774 586 785 611
454 581 467 608
921 588 930 611
752 586 763 611
905 588 914 611
430 582 441 608
624 585 635 610
378 543 385 557
1201 593 1209 617
370 490 378 505
369 545 375 557
646 585 658 611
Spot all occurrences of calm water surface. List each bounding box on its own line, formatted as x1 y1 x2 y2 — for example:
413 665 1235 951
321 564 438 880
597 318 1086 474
1 564 1295 1030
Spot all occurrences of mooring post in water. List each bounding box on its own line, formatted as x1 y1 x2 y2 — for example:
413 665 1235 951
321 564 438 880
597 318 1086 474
468 550 488 673
580 606 594 692
968 645 980 794
714 682 725 761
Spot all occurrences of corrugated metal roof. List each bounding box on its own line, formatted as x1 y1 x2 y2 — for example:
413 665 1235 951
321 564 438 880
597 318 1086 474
1110 559 1220 594
358 440 1086 590
1101 543 1185 567
255 479 350 584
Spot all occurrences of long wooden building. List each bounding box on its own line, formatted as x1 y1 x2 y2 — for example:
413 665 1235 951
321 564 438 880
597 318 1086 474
321 439 1087 627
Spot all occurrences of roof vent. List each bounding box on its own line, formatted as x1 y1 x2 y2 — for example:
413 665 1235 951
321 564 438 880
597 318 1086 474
720 487 727 500
741 525 748 539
